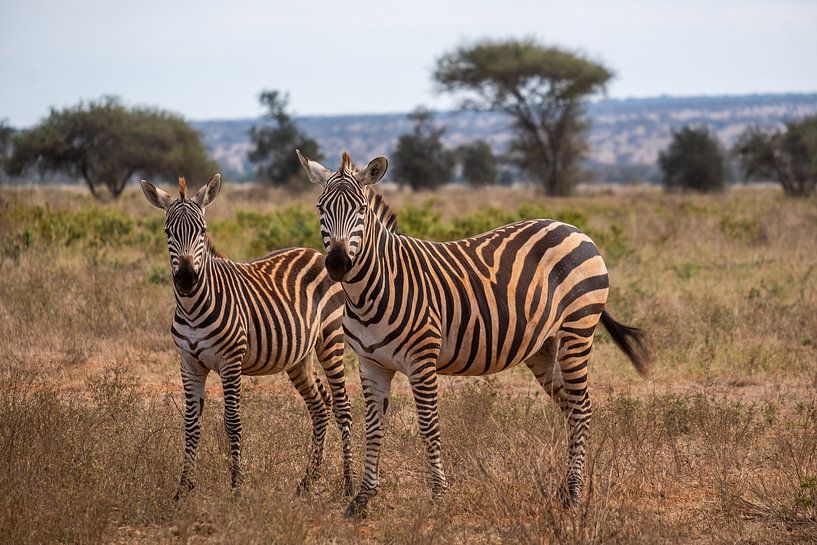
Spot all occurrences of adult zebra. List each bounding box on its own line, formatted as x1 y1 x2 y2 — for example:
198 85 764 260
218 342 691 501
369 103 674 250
141 174 355 499
297 151 652 518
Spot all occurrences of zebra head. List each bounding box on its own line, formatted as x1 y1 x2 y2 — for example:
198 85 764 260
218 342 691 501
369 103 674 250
140 174 222 296
297 150 388 282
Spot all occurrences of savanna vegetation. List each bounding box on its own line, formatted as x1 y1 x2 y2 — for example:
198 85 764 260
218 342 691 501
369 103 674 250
659 126 726 193
392 108 455 190
1 182 816 544
0 184 817 543
435 38 613 196
248 90 323 186
735 116 817 197
4 98 216 201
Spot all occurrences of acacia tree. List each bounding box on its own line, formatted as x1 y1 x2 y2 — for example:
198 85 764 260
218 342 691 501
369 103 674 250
392 107 454 190
658 127 726 193
734 117 817 197
434 38 612 196
248 90 322 185
456 140 497 185
6 97 216 200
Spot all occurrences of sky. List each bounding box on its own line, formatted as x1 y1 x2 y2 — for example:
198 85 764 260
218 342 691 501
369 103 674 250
1 0 816 127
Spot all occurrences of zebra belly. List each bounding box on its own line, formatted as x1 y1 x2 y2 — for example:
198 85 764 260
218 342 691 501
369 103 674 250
174 324 315 376
435 311 553 376
240 316 320 376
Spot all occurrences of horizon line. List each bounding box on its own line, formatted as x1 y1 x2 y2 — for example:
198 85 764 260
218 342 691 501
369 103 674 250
190 90 817 124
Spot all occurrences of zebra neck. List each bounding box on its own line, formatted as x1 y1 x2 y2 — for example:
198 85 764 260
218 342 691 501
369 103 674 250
342 206 391 307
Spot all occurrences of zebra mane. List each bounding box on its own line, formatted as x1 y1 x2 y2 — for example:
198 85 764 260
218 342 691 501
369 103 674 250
205 234 225 259
367 190 398 233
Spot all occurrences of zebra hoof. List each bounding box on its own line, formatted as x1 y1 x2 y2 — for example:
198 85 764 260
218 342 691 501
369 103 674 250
343 495 369 519
431 483 448 501
558 487 580 509
173 479 195 502
295 479 310 497
230 486 242 500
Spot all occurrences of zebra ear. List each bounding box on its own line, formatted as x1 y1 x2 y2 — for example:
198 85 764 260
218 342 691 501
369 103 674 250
296 149 332 185
360 157 388 186
194 173 222 210
141 180 174 210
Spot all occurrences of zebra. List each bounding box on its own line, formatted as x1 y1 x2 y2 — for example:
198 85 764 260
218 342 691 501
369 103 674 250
297 151 652 518
141 174 355 499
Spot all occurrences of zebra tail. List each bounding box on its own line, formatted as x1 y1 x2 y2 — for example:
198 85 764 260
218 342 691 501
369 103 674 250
600 309 652 377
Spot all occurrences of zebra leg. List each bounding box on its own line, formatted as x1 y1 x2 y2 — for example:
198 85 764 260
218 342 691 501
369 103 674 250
175 359 209 501
526 337 565 403
219 362 243 493
528 334 594 507
409 361 448 499
316 333 356 497
287 357 332 496
344 360 395 519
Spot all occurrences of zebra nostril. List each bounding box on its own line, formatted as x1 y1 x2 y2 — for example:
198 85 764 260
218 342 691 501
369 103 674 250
174 256 198 294
325 244 351 282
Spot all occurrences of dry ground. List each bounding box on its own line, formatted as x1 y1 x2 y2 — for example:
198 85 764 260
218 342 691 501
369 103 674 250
1 183 816 544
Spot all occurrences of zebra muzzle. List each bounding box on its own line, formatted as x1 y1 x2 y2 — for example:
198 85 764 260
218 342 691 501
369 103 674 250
173 256 198 295
325 244 352 282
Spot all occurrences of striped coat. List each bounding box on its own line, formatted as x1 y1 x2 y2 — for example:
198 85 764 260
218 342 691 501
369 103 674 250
298 151 651 517
141 174 355 499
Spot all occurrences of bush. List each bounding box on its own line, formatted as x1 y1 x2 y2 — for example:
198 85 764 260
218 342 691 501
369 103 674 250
246 206 323 255
658 126 726 192
248 90 322 186
734 116 817 197
456 140 498 186
392 108 454 190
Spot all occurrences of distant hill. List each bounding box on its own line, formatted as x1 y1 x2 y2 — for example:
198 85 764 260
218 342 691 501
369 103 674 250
192 93 817 183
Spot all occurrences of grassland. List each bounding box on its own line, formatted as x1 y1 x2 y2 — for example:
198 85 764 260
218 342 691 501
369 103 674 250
1 183 816 544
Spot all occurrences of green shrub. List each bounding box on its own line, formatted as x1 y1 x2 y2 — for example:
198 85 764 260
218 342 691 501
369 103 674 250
671 261 700 280
399 198 446 239
247 206 323 255
719 214 764 244
0 202 141 254
396 199 632 265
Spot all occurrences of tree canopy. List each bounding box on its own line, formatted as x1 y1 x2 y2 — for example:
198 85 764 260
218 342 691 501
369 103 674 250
392 108 454 190
734 116 817 197
434 38 612 195
5 97 216 199
248 90 322 185
658 127 726 193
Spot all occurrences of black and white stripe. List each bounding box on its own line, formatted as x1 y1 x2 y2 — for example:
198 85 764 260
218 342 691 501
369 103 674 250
141 174 355 499
298 152 652 517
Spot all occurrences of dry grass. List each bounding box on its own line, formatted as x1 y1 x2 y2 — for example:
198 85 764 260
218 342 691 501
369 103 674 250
1 184 816 544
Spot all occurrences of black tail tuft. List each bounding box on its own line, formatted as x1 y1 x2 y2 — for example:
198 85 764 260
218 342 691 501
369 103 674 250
600 309 652 377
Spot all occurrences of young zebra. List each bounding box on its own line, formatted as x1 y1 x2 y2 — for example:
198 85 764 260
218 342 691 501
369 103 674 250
297 151 652 518
141 174 355 499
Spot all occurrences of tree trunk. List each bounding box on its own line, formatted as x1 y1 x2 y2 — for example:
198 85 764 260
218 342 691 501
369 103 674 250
80 170 102 201
109 170 135 200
